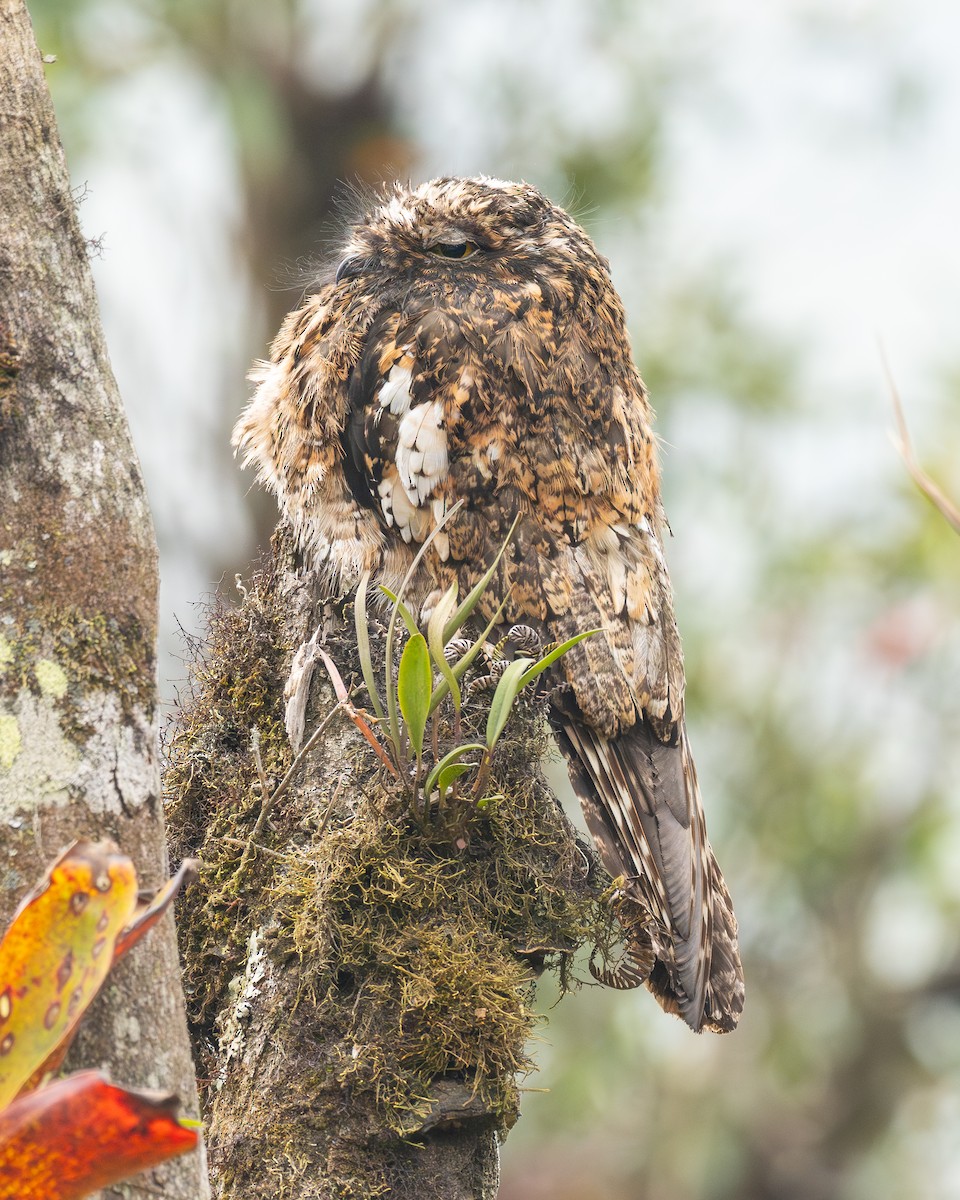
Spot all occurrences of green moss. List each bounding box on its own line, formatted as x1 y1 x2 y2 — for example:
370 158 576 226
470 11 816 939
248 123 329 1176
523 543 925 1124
271 744 597 1132
166 544 612 1159
164 559 293 1041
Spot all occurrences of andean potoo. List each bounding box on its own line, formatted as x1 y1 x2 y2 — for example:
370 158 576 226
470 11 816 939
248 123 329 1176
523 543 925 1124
233 176 744 1033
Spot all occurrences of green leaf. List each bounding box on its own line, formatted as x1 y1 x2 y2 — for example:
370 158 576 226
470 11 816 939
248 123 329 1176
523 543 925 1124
428 593 511 717
426 583 462 716
518 629 600 688
437 762 475 794
383 515 458 761
479 632 597 754
443 512 520 644
476 793 504 811
426 581 459 654
397 633 432 758
379 585 420 639
485 657 535 750
423 743 486 799
383 622 403 762
354 572 384 721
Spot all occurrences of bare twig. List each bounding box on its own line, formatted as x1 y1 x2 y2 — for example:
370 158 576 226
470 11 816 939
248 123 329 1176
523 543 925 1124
250 727 271 802
884 351 960 535
315 778 346 840
270 695 358 810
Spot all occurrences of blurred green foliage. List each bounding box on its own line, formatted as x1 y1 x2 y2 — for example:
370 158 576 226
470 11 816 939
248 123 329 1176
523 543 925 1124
28 1 960 1196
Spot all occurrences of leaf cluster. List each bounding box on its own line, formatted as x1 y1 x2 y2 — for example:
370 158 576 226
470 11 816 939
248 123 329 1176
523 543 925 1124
0 842 197 1198
350 517 595 830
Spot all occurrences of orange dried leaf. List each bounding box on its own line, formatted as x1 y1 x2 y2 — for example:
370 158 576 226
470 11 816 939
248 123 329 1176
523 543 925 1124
114 858 199 963
316 646 351 705
0 1069 198 1199
316 646 400 777
350 709 402 777
0 841 138 1109
11 851 200 1099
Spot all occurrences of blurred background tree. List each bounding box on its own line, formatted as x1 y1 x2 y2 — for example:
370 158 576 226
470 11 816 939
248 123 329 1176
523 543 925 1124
27 0 960 1196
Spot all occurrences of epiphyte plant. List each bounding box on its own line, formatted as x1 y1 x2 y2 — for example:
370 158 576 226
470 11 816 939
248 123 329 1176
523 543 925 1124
347 513 596 828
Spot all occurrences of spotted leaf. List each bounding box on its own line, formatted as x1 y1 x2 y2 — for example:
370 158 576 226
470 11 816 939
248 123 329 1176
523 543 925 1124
0 841 138 1109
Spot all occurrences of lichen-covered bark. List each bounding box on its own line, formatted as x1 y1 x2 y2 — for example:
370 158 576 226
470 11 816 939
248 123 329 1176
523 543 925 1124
0 2 207 1196
166 531 606 1198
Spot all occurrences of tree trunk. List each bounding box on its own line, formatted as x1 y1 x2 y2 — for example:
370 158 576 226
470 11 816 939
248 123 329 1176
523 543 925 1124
166 531 603 1199
0 2 208 1196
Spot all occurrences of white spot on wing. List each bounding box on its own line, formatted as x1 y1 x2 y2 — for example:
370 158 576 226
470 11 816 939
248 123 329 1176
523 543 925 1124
378 362 414 416
379 467 432 545
391 481 415 542
377 476 395 527
396 400 448 506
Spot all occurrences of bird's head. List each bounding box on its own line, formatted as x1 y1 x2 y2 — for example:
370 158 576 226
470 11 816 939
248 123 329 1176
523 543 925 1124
332 176 614 308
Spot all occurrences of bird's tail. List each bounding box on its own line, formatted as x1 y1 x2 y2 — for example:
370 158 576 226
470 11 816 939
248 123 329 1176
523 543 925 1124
559 717 744 1033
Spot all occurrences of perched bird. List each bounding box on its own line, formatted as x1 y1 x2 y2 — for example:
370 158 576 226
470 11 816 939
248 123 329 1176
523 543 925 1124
233 176 743 1033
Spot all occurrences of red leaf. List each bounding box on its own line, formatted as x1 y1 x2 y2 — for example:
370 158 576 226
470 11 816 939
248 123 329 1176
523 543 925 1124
0 1069 198 1199
316 647 400 778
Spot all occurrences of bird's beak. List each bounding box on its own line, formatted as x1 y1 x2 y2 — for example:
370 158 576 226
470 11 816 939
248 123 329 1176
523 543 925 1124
335 255 362 284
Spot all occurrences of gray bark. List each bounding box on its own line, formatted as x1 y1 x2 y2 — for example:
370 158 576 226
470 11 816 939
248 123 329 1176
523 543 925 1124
0 2 208 1196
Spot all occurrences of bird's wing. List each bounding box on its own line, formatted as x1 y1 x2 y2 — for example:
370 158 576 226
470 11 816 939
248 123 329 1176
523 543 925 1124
533 517 743 1033
340 309 456 551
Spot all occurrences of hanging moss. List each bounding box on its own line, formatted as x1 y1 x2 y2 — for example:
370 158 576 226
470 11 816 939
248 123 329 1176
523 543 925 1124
270 722 599 1132
165 552 294 1042
164 536 615 1184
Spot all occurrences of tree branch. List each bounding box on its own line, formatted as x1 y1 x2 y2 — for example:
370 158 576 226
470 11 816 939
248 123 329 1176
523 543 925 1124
166 531 604 1198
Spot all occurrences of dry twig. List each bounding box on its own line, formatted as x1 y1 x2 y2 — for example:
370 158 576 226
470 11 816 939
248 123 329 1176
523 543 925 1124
885 352 960 535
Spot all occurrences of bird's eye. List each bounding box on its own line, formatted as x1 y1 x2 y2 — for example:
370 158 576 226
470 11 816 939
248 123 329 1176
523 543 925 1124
430 241 478 260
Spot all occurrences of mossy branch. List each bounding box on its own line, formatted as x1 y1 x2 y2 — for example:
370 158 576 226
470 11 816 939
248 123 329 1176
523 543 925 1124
165 529 614 1199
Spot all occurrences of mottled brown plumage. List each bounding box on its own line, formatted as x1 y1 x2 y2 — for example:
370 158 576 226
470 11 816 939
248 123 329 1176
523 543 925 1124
233 176 744 1033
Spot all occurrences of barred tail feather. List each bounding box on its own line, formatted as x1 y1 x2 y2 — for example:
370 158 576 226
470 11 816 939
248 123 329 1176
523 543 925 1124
559 718 744 1033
